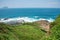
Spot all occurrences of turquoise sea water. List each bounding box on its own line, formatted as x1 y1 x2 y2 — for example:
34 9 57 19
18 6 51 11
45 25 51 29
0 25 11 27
0 8 60 19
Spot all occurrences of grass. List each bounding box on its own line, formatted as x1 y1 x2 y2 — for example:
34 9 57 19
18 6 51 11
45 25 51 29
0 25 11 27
0 23 45 40
0 21 60 40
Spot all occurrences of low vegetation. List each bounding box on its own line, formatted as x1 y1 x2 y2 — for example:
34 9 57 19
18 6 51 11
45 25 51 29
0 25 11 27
0 15 60 40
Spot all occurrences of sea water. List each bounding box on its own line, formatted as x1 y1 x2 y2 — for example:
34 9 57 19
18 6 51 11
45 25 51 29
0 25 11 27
0 8 60 22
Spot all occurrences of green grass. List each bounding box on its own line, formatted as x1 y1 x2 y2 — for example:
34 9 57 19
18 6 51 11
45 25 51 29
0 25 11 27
0 23 45 40
0 15 60 40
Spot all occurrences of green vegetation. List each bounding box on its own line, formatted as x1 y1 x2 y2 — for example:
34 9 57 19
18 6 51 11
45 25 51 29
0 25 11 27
50 15 60 40
0 23 45 40
0 15 60 40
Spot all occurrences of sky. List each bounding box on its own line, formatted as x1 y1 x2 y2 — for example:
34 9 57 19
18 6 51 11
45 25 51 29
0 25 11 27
0 0 60 8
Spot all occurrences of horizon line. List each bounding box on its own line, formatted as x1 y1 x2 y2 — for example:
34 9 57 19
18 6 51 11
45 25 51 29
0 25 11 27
0 7 60 8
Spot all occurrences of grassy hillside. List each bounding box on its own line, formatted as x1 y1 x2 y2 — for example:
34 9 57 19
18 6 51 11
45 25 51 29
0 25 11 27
0 23 45 40
0 15 60 40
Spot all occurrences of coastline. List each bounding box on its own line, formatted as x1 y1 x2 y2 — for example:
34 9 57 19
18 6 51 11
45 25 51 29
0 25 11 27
0 17 54 24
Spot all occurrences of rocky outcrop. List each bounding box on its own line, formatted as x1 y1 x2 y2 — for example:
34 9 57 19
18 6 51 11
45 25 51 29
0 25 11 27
0 19 25 25
36 20 50 32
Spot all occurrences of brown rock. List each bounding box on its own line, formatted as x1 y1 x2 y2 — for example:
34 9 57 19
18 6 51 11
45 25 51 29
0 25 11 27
36 20 50 32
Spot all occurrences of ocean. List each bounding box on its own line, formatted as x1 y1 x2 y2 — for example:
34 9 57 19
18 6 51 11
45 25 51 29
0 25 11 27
0 8 60 22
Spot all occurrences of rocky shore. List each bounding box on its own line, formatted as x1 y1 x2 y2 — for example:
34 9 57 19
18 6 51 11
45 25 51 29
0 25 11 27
0 17 53 25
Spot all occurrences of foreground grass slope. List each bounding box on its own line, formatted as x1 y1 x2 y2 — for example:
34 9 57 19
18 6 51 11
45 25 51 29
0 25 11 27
0 15 60 40
0 23 45 40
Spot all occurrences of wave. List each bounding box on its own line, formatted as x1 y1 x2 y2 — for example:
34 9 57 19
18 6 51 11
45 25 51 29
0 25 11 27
0 17 54 23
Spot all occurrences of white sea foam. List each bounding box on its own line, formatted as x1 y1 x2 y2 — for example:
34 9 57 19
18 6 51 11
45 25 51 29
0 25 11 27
0 17 54 23
34 16 39 18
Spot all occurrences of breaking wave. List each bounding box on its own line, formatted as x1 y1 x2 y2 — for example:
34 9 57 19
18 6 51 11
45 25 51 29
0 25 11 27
0 16 54 23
